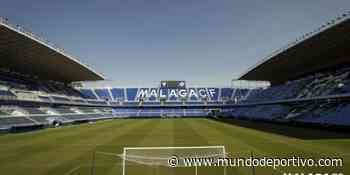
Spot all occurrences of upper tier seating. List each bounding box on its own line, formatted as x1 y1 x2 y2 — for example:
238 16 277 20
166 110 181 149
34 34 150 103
0 70 86 103
111 88 125 101
221 88 234 101
79 87 259 105
225 66 350 127
244 66 350 103
79 89 98 99
94 89 112 100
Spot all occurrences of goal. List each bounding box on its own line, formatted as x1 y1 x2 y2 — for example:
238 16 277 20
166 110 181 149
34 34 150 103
120 146 227 175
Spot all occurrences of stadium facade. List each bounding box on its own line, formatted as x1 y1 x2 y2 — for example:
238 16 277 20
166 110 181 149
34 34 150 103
0 12 349 133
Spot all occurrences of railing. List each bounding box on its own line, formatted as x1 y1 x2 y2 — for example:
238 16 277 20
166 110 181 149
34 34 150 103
0 17 67 55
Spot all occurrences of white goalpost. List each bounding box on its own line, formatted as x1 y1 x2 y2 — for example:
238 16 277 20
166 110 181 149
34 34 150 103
120 145 227 175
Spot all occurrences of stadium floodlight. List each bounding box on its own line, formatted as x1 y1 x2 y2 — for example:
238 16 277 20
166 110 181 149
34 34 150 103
119 146 227 175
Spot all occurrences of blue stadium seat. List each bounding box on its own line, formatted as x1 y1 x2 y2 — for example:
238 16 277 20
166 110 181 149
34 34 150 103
188 88 200 101
207 88 219 101
126 88 138 101
148 88 159 101
221 88 233 100
111 88 125 101
79 89 98 99
94 89 112 100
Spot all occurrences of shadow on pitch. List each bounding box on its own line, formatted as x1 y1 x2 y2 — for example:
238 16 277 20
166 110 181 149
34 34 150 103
212 118 350 140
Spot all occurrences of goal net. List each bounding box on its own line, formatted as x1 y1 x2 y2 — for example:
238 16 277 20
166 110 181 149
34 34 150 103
120 146 227 175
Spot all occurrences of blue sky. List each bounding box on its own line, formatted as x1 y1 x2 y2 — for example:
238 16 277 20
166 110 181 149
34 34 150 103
1 0 349 86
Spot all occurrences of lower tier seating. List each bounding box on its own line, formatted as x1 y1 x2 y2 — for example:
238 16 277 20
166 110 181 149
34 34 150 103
112 108 210 117
0 117 36 128
228 102 350 126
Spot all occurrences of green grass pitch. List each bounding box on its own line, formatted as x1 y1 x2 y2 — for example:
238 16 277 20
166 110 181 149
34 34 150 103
0 118 348 175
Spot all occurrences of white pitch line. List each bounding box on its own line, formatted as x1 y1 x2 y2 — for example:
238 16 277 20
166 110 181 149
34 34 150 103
96 151 121 157
63 165 81 175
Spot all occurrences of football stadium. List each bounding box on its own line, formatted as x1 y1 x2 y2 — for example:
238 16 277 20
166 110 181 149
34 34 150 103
0 5 350 175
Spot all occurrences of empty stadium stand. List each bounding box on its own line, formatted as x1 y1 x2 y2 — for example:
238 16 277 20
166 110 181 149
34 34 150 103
1 13 350 132
229 14 350 127
0 17 116 132
243 66 350 103
112 108 210 118
78 87 251 105
0 117 36 129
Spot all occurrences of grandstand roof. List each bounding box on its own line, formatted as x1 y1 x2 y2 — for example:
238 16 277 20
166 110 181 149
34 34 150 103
0 18 104 83
239 13 350 85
